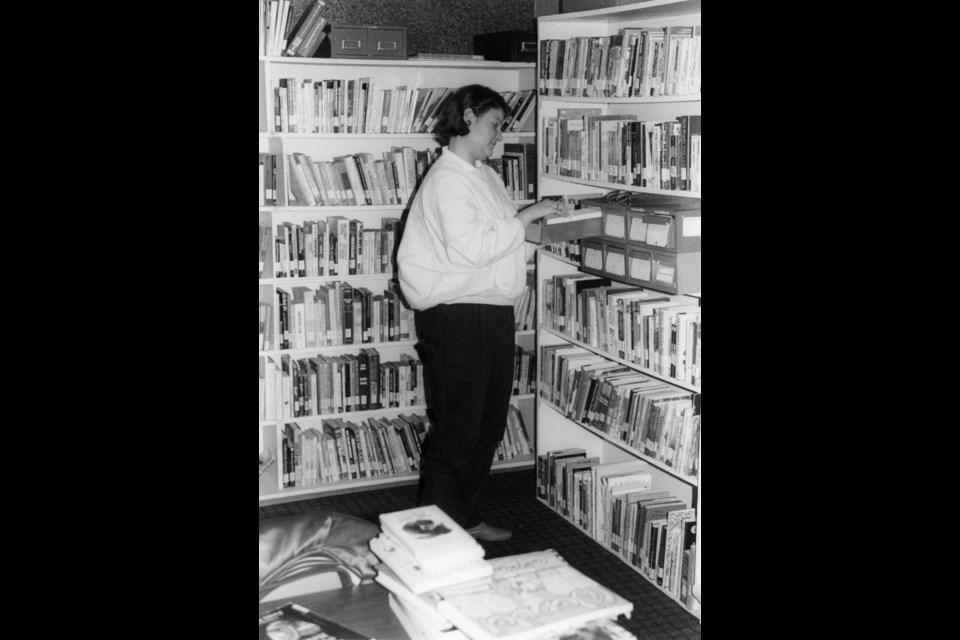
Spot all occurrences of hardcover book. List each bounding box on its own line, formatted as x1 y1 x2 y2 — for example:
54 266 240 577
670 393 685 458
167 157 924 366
433 549 633 640
378 505 485 572
259 602 371 640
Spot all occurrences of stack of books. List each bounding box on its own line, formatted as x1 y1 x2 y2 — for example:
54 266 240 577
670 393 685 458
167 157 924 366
370 506 637 640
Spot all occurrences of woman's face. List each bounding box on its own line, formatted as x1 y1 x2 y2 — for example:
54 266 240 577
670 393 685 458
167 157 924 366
462 106 504 163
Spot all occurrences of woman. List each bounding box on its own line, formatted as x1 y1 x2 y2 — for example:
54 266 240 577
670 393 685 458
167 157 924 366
397 84 564 541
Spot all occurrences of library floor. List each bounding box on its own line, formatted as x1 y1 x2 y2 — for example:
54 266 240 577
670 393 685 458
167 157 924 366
259 468 702 640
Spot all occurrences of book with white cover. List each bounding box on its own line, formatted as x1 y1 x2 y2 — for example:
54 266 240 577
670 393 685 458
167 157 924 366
389 592 471 640
370 532 493 595
433 549 633 640
378 505 485 572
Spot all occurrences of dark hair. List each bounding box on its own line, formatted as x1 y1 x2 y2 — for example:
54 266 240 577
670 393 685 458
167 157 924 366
433 84 510 146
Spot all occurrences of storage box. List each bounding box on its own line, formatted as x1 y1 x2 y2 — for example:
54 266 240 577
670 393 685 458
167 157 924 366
474 31 537 63
318 25 407 59
597 195 701 254
581 239 700 295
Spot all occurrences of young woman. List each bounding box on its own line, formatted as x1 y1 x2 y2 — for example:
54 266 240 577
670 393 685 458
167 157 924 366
397 84 564 541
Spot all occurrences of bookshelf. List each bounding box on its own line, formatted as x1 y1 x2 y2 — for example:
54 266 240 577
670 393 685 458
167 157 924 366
259 55 539 505
534 0 701 619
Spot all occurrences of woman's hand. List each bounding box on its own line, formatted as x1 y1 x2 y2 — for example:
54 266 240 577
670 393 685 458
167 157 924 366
515 199 571 228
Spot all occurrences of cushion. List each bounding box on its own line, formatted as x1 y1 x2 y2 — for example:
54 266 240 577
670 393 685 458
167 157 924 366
259 510 380 601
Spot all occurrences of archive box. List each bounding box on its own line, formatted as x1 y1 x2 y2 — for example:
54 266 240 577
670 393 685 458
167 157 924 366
318 25 407 59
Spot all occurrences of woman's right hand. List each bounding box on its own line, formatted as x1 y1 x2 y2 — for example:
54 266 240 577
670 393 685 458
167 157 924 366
515 199 570 228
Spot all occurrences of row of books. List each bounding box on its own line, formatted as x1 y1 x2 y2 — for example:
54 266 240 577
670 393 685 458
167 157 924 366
274 79 535 135
537 450 698 610
274 282 414 351
258 0 329 58
541 239 585 264
370 505 636 640
276 405 532 489
258 0 292 58
539 27 701 98
259 153 278 207
263 281 536 354
540 344 701 478
543 273 702 387
259 341 534 423
272 216 402 280
269 351 426 422
542 111 702 193
288 147 435 207
281 413 429 487
490 142 537 201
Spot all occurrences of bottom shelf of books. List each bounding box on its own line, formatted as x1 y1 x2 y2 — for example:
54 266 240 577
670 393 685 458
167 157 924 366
370 505 641 640
535 401 700 619
259 399 537 504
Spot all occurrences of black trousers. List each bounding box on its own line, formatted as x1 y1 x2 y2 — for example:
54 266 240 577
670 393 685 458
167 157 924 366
414 304 516 529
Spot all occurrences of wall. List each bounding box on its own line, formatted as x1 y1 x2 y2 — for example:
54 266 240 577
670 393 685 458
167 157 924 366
286 0 536 56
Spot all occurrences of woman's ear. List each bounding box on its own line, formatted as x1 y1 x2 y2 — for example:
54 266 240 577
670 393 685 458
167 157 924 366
463 108 476 128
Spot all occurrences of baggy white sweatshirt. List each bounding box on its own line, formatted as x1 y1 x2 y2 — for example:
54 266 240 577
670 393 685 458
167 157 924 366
397 148 528 310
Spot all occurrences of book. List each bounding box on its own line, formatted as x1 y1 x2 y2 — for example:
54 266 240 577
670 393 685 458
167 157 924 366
388 592 471 640
259 602 371 640
378 505 485 573
370 532 493 594
434 549 633 640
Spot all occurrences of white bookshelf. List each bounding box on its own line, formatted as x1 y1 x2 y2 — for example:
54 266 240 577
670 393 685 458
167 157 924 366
535 0 701 619
259 56 539 504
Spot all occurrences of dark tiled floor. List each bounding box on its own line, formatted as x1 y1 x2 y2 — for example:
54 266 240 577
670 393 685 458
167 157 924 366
260 469 702 640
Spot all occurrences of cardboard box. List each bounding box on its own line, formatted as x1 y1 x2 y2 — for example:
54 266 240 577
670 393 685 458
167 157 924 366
580 239 701 295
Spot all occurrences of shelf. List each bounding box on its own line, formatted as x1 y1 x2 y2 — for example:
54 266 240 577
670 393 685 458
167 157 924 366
261 339 419 358
260 454 536 504
260 56 535 71
538 249 580 268
259 472 421 505
266 274 397 286
539 400 698 487
540 325 701 393
276 405 429 427
539 173 701 199
539 94 701 104
539 0 701 23
535 495 700 620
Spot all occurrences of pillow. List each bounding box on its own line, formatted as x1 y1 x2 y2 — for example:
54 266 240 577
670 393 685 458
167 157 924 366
259 511 380 601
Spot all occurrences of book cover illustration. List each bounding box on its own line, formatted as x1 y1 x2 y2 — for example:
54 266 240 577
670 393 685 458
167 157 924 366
434 550 633 640
259 602 373 640
379 505 485 572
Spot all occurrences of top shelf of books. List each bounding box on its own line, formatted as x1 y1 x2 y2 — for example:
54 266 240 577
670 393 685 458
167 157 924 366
540 0 701 23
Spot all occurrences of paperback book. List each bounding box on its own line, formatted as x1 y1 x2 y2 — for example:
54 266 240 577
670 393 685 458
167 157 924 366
370 531 494 594
259 602 372 640
378 505 485 572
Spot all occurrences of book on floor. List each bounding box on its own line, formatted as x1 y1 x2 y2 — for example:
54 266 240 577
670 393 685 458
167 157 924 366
378 505 485 572
433 549 633 640
259 602 371 640
370 531 494 594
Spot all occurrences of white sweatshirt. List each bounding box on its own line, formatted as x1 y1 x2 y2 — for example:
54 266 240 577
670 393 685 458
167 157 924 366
397 149 527 310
